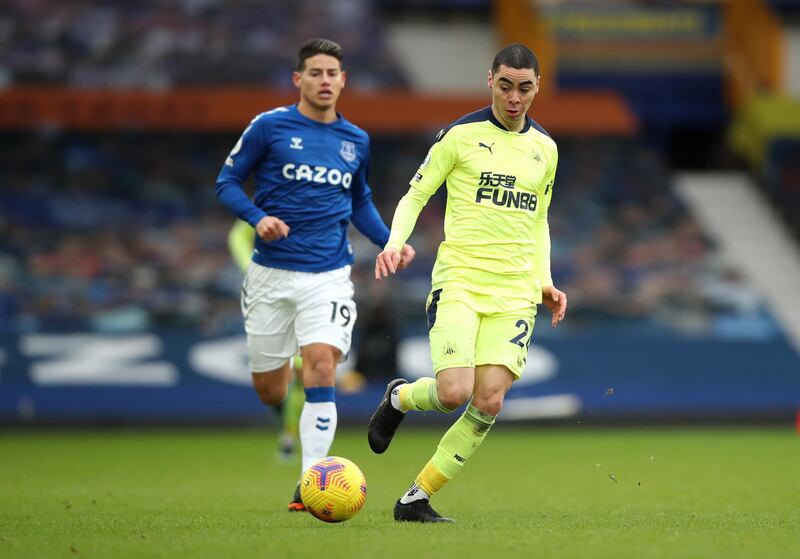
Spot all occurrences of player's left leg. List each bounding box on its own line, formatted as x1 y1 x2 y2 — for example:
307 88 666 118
394 301 531 522
285 345 340 511
289 265 356 509
406 304 533 510
298 342 340 474
393 365 512 523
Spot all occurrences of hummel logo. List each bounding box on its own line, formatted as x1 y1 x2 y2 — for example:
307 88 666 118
290 137 303 150
316 416 331 431
478 142 494 154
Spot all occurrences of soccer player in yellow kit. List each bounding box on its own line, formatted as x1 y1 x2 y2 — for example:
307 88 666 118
368 44 568 523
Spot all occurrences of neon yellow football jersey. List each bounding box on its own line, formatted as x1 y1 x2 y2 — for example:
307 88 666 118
386 106 558 304
228 219 255 273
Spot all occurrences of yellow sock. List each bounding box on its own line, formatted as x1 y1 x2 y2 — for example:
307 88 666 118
415 460 450 496
416 404 496 497
398 377 454 413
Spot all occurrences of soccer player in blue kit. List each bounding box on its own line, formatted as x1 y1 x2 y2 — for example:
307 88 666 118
215 38 416 511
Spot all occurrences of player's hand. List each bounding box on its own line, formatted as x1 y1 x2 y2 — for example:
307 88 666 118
542 285 567 328
375 247 401 280
255 216 289 242
398 243 416 270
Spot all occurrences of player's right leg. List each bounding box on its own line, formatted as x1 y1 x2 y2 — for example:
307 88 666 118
242 268 298 406
250 359 303 511
241 263 303 509
277 358 305 462
251 362 293 406
241 263 299 390
368 289 478 454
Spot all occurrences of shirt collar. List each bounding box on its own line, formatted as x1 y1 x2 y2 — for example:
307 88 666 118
485 106 531 133
291 103 343 127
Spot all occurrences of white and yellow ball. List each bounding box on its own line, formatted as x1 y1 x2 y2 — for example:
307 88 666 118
300 456 367 523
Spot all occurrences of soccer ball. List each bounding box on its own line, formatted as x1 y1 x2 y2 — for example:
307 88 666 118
300 456 367 522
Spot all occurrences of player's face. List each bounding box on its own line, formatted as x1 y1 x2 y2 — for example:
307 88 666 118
293 54 346 111
488 65 539 131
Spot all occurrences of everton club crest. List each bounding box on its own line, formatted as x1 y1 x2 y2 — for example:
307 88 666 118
340 140 356 162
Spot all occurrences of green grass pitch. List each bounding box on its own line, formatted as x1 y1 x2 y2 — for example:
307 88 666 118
1 427 798 558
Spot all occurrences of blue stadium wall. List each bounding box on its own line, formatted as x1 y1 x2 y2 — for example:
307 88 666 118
1 332 798 424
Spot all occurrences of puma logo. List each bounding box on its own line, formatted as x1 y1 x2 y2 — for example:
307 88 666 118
478 142 494 155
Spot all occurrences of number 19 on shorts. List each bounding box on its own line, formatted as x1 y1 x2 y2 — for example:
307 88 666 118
330 301 352 327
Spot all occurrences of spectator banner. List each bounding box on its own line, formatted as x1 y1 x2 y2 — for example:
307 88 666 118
541 5 721 41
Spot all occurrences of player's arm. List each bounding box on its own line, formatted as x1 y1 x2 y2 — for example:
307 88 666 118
350 144 417 270
350 142 391 247
228 219 255 273
376 129 458 279
533 148 567 326
215 116 289 241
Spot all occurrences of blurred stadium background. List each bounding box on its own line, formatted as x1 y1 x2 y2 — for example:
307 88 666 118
0 0 799 427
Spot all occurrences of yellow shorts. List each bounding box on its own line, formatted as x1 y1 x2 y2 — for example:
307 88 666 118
425 288 537 378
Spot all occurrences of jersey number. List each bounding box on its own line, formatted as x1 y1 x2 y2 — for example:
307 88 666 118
330 302 352 327
509 319 531 348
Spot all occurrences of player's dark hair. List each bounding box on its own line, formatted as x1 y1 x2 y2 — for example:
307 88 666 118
297 38 343 71
491 44 539 76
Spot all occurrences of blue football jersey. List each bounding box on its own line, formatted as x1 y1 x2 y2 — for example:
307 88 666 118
215 104 389 272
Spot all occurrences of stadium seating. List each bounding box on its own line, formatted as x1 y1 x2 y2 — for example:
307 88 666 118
0 131 773 340
0 0 407 88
